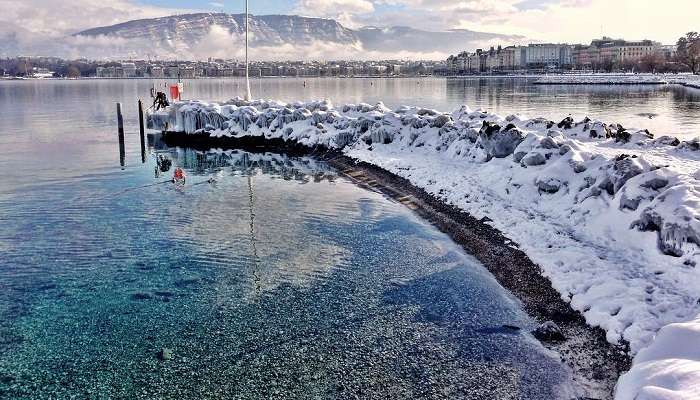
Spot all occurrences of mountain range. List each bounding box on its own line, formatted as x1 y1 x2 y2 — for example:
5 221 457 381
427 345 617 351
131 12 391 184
73 13 525 60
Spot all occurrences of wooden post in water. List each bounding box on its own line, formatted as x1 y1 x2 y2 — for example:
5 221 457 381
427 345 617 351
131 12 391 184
138 100 146 163
117 103 125 167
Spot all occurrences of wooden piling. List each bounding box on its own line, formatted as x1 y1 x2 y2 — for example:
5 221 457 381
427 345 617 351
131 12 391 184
138 100 146 163
117 102 125 167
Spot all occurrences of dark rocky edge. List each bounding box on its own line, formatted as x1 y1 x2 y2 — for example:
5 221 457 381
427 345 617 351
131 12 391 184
162 131 632 399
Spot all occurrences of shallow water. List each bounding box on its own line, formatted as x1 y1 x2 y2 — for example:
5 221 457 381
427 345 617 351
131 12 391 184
0 144 576 398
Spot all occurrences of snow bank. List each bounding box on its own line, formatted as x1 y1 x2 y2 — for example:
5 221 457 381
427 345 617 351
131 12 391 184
148 98 700 398
616 314 700 399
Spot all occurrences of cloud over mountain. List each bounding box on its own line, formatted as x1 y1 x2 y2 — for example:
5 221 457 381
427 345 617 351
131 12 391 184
66 13 523 61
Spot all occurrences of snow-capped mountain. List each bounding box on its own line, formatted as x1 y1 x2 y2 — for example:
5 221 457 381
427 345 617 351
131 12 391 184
76 13 360 49
72 13 524 60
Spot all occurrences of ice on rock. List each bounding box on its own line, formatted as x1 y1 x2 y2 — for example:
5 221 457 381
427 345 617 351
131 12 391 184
633 179 700 257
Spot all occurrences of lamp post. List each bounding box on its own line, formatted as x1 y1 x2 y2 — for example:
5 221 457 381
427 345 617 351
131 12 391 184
244 0 252 101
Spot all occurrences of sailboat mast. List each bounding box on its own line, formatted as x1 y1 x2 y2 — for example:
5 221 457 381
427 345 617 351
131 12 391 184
244 0 252 101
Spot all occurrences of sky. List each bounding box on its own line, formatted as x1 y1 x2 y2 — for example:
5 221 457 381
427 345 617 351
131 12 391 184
0 0 698 60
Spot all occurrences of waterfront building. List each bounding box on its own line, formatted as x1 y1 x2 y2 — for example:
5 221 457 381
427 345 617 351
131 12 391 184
524 43 573 69
121 62 136 78
572 38 662 69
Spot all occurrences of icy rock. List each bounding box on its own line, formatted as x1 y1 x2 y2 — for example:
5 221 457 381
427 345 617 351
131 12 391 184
654 136 681 146
479 123 525 159
521 151 547 166
369 128 394 145
536 177 563 193
678 138 700 151
417 108 438 116
569 160 587 173
557 117 574 129
618 170 672 211
538 137 559 149
525 117 555 130
598 155 645 195
633 181 700 257
533 321 566 342
431 114 452 128
411 117 429 129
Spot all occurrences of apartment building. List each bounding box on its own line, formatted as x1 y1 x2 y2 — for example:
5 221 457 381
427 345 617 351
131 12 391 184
572 38 662 68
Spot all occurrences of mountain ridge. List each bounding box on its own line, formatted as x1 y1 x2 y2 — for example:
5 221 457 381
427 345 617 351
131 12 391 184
73 13 525 59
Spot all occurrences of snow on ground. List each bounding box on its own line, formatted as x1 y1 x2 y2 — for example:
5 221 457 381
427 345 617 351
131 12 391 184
148 98 700 399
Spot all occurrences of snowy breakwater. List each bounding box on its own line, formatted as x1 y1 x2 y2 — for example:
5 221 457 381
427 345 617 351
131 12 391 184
149 98 699 257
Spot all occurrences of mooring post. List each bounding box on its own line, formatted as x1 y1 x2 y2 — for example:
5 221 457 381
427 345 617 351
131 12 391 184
117 102 125 167
138 99 146 163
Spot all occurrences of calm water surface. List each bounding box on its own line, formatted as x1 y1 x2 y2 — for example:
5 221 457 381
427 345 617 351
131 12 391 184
1 78 683 398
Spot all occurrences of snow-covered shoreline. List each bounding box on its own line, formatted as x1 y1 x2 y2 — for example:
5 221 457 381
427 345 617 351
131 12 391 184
148 98 700 399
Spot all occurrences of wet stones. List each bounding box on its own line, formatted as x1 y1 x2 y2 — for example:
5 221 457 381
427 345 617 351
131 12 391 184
533 321 566 342
157 348 173 361
131 292 153 301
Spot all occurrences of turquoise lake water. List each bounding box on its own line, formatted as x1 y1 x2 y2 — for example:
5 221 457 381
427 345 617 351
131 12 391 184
0 79 606 398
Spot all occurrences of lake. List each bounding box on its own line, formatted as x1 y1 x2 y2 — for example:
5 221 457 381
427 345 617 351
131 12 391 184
2 77 691 398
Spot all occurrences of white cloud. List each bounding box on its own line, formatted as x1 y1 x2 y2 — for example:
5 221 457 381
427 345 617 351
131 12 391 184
294 0 375 27
0 0 191 36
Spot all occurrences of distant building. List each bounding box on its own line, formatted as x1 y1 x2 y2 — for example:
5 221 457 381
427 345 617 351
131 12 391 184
121 62 136 78
524 44 572 69
149 66 164 78
660 44 677 61
573 38 662 69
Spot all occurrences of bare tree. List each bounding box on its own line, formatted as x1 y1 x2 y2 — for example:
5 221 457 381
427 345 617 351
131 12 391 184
639 52 666 73
67 65 81 78
676 32 700 74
